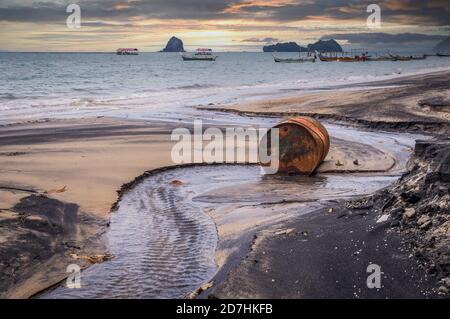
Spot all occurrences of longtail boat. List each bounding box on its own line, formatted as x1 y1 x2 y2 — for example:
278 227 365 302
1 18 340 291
389 54 412 61
411 55 427 60
319 55 367 62
274 56 316 63
366 56 393 61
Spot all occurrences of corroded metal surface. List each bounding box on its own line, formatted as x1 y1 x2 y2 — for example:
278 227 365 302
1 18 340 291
264 117 330 175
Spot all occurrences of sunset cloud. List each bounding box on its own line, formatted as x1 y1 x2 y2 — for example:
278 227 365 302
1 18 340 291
0 0 448 51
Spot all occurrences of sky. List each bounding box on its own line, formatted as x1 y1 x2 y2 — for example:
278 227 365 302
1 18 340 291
0 0 449 52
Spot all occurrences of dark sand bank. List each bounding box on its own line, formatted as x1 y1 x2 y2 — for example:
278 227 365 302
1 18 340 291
0 195 105 298
205 139 450 299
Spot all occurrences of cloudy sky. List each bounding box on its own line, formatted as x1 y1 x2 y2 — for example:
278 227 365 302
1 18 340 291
0 0 449 51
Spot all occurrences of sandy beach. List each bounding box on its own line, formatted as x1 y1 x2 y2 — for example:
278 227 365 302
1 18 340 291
1 70 449 298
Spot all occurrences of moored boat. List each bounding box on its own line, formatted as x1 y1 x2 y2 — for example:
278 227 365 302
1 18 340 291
436 52 450 57
389 54 412 61
319 55 367 62
411 55 427 60
116 48 139 55
182 48 217 61
366 56 393 61
274 56 316 63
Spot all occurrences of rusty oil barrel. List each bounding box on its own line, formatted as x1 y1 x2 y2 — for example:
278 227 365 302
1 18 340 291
262 117 330 175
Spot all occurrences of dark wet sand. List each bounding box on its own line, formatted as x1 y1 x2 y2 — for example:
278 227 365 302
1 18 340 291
207 198 438 298
206 138 450 299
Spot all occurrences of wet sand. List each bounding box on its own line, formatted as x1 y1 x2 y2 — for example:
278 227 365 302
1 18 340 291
1 70 448 298
0 118 175 298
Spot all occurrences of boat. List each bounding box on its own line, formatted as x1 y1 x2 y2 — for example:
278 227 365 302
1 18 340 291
116 48 139 55
319 56 367 62
436 53 450 57
182 48 217 61
274 56 316 63
389 54 412 61
411 55 427 60
318 49 369 62
319 56 338 62
366 55 393 61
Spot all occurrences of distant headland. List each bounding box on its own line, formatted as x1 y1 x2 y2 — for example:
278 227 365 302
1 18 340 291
433 36 450 53
263 39 343 52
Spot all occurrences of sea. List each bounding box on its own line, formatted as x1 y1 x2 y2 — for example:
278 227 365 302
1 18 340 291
1 52 450 125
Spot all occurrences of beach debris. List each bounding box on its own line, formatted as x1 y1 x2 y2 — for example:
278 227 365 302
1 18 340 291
335 160 344 167
417 215 431 226
169 180 185 187
328 208 334 214
69 253 113 264
376 214 390 224
438 286 449 295
353 159 360 166
274 228 294 236
45 186 67 195
261 117 330 175
433 221 450 237
186 281 214 299
442 277 450 287
420 221 432 230
404 208 416 219
0 151 28 157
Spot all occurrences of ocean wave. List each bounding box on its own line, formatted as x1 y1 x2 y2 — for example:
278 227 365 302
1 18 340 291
169 83 217 90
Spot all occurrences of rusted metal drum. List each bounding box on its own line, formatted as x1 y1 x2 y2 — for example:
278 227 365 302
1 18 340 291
262 117 330 175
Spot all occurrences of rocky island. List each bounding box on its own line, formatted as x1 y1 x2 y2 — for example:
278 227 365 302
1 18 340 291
263 39 342 52
160 36 185 52
308 39 342 52
263 42 307 52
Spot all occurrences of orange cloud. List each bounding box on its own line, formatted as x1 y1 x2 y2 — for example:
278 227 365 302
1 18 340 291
223 0 300 14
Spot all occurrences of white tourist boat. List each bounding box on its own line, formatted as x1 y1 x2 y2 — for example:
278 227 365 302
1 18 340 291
116 48 139 55
182 48 217 61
